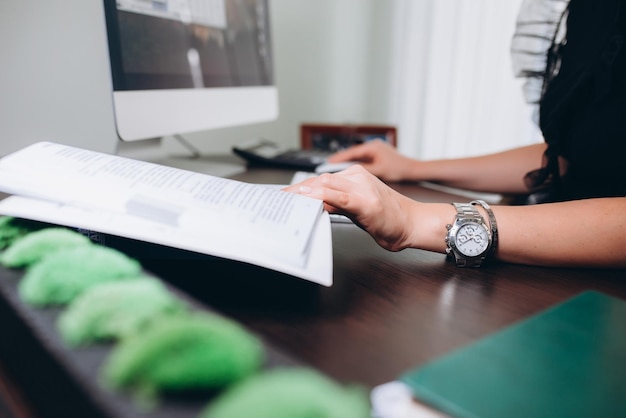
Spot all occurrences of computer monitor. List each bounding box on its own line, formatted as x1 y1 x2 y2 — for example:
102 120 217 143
102 0 279 175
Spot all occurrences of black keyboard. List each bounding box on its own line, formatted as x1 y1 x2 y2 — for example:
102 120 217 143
233 140 332 171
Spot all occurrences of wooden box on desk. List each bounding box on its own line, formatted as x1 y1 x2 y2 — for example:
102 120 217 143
300 123 396 152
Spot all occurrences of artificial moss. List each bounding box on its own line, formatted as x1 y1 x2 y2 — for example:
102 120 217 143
202 367 371 418
101 312 264 398
18 245 142 306
0 227 92 268
0 216 47 250
57 277 188 347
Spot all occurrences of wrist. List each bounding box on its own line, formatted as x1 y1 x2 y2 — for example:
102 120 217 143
408 203 456 253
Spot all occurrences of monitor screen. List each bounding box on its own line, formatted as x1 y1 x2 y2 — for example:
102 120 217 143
103 0 279 142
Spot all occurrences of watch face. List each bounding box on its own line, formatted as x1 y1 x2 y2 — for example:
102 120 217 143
455 223 490 257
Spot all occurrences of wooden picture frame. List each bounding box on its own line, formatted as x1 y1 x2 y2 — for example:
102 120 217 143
300 123 396 151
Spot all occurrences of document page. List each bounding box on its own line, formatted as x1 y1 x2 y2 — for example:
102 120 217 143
0 142 332 285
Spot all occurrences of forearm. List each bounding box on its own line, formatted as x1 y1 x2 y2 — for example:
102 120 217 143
405 143 547 194
409 197 626 268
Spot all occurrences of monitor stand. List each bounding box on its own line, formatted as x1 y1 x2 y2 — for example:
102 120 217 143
115 137 246 178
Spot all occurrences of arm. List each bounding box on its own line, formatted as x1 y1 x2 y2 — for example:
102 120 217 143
284 165 626 269
329 140 547 194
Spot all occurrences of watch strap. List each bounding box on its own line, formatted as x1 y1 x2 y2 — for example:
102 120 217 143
453 202 483 224
471 199 498 259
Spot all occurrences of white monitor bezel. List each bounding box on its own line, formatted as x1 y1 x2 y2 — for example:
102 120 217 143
113 86 278 141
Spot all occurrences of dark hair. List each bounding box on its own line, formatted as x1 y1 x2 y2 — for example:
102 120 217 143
527 0 626 202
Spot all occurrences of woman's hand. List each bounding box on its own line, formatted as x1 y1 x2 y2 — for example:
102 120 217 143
327 140 417 182
284 165 421 251
329 141 549 194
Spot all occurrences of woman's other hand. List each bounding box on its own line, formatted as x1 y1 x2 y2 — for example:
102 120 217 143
326 140 416 182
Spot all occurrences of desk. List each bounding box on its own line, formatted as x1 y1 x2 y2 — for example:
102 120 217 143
1 167 625 417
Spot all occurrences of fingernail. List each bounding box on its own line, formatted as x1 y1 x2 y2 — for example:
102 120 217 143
299 185 313 194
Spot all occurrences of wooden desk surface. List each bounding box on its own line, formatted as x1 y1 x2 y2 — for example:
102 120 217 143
1 166 625 417
219 168 626 385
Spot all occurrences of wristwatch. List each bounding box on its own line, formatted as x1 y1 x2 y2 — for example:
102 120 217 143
445 201 495 267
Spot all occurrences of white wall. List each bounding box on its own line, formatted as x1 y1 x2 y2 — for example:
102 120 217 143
0 0 120 157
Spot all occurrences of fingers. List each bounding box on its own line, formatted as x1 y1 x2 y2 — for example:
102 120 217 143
295 173 354 207
283 168 369 211
282 176 319 194
327 141 379 163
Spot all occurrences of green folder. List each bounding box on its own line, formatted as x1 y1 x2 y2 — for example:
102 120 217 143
400 291 626 418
